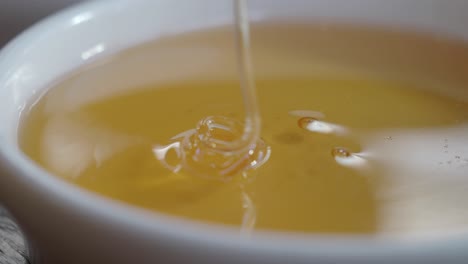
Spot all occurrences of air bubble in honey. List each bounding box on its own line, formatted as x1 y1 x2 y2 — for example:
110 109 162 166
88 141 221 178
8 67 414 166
298 117 348 135
331 147 351 158
332 147 367 169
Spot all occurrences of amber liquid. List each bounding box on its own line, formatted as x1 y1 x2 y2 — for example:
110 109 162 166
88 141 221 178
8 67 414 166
20 24 468 237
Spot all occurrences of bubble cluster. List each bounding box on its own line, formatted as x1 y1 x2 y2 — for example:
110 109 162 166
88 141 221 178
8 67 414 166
294 110 366 168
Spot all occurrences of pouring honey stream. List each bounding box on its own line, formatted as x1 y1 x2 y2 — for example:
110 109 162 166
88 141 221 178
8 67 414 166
153 0 271 233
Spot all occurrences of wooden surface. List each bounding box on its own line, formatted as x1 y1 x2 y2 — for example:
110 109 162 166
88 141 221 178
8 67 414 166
0 207 29 264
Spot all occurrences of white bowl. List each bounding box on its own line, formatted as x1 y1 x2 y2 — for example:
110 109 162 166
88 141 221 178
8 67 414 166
1 0 468 263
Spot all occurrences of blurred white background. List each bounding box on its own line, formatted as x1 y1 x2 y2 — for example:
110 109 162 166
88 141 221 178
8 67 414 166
0 0 82 47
